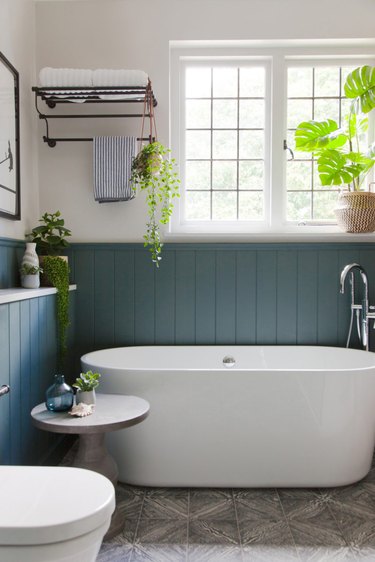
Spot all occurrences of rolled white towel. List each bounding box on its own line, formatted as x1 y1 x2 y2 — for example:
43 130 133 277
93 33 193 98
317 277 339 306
39 67 93 87
92 69 148 87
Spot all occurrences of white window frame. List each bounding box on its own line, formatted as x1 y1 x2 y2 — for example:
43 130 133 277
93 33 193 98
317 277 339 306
169 40 375 240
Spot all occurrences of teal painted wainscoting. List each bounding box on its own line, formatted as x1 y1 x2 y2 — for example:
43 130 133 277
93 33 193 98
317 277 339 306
0 238 76 466
68 242 375 368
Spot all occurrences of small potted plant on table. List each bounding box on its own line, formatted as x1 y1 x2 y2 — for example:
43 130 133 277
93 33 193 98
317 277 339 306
73 370 101 405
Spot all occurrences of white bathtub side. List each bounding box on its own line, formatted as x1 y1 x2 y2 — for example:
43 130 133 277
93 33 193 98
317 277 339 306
82 347 375 487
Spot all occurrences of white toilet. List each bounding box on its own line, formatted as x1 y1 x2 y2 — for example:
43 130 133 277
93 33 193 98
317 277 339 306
0 465 115 562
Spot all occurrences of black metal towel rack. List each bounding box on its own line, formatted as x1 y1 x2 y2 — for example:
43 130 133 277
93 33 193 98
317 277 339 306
32 83 158 148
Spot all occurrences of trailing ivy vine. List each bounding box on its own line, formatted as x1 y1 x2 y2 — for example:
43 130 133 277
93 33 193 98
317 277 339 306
131 141 180 266
43 256 70 370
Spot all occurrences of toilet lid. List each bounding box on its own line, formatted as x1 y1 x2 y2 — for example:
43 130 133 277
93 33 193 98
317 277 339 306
0 466 115 545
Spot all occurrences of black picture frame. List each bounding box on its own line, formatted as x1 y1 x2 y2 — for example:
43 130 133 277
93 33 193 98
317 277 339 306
0 51 20 220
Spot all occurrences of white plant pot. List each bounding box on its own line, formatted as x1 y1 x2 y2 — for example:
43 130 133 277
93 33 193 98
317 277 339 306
21 274 40 289
76 389 96 405
21 242 39 268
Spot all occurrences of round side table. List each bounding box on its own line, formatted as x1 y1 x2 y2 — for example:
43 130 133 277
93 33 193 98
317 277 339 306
31 393 150 538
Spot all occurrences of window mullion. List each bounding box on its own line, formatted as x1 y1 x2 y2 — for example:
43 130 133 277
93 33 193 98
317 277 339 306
270 53 286 229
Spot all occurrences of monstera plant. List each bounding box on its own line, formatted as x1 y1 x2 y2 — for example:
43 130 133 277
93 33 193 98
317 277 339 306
295 65 375 232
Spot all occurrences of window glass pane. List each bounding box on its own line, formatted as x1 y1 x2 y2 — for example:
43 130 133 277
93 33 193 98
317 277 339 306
287 99 313 128
185 191 211 220
239 130 264 159
212 130 237 159
239 99 264 128
240 67 265 97
313 191 338 220
288 67 313 97
213 99 237 128
287 192 312 221
239 191 263 220
212 191 237 220
314 99 339 123
186 130 211 159
239 161 264 189
212 161 237 190
287 161 313 191
341 66 356 95
185 161 211 190
314 67 340 97
213 68 238 97
186 100 211 128
186 67 211 98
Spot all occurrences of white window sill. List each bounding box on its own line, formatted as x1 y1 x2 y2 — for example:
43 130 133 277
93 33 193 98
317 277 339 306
164 227 375 243
0 285 77 305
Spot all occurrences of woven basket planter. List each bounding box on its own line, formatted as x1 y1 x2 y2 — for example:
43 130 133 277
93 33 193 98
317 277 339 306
334 191 375 233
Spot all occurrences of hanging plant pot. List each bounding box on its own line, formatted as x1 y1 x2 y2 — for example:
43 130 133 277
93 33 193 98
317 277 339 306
334 191 375 233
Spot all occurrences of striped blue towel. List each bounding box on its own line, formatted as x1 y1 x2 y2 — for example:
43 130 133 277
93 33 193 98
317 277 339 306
93 136 137 202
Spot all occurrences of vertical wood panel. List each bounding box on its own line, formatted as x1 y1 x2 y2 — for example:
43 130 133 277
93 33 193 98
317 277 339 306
94 251 115 348
256 251 277 343
114 250 135 346
74 250 95 354
0 305 10 464
317 250 339 345
134 250 155 344
236 251 257 344
37 297 49 459
9 302 21 464
277 251 298 344
30 298 41 464
297 250 318 345
196 251 216 343
216 251 236 344
175 251 196 344
0 247 7 288
20 300 32 464
155 251 176 344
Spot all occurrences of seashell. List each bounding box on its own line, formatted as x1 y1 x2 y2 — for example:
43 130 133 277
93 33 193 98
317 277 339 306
69 402 95 417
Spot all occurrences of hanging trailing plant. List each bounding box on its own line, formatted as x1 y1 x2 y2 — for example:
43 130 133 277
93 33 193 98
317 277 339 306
43 256 70 370
131 141 180 266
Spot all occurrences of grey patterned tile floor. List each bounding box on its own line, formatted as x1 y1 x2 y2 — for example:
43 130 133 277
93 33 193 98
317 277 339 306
97 458 375 562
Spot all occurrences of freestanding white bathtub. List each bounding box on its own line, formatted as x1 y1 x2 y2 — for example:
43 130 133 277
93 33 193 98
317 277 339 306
81 346 375 488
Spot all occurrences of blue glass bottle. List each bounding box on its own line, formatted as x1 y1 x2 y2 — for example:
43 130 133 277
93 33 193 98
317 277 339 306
45 374 74 412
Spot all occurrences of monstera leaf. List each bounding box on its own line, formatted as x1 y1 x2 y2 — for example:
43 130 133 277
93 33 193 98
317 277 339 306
295 120 347 152
344 66 375 114
317 149 365 186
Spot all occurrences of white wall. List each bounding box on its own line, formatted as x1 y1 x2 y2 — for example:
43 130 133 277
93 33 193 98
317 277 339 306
0 0 39 240
35 0 375 242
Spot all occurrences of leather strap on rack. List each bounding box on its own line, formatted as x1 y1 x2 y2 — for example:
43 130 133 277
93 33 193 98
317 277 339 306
139 80 157 150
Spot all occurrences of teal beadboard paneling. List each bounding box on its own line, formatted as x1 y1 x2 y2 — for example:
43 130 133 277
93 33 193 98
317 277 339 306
0 237 69 466
68 242 375 356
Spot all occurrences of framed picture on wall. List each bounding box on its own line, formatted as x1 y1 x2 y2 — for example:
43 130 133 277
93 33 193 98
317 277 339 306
0 51 20 220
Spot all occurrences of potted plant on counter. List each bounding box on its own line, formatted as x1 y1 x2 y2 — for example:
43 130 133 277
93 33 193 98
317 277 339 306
131 141 180 266
19 263 43 289
27 210 72 369
295 65 375 232
73 370 101 405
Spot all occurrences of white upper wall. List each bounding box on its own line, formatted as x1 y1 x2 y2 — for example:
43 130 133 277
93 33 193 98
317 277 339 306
35 0 375 242
0 0 39 241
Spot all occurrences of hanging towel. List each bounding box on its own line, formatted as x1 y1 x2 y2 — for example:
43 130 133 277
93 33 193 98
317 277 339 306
93 136 137 203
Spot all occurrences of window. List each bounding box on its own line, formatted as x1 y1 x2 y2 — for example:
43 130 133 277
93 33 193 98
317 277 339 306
286 64 365 223
184 63 268 223
170 41 375 236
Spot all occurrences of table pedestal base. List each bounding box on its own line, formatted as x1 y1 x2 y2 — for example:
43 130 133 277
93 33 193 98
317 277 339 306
72 433 123 539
